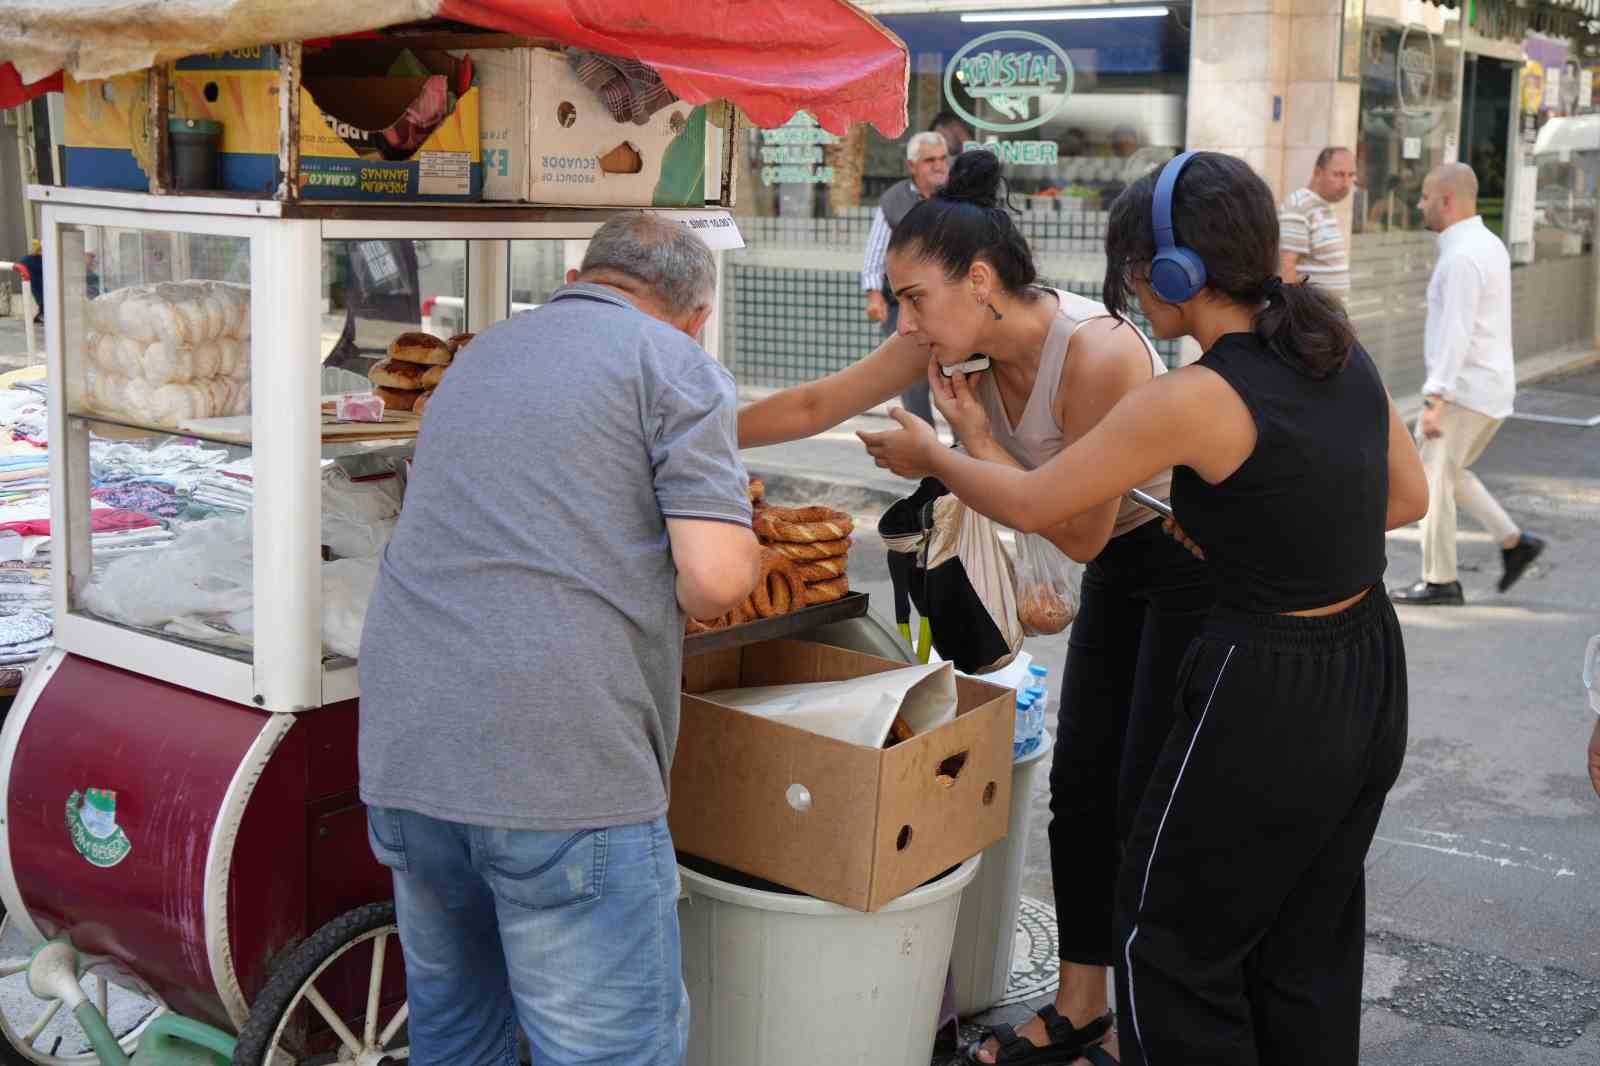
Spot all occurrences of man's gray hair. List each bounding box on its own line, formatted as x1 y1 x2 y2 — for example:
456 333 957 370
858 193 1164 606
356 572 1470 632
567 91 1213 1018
579 211 716 314
906 131 947 162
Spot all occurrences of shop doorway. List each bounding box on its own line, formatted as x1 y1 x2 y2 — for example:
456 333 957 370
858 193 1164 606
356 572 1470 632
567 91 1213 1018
1461 54 1516 238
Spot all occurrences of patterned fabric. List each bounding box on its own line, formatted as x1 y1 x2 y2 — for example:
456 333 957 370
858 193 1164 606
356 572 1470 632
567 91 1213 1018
92 482 186 519
1278 187 1349 294
567 50 678 124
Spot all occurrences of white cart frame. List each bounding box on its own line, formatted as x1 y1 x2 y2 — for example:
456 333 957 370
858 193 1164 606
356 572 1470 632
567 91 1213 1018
30 183 744 714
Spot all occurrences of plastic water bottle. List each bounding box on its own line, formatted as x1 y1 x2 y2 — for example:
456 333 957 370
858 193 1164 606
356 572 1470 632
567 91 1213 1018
1023 684 1047 749
1028 664 1050 710
1013 692 1034 759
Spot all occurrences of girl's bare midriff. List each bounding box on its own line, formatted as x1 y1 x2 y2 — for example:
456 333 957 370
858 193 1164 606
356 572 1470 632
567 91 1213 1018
1284 587 1370 618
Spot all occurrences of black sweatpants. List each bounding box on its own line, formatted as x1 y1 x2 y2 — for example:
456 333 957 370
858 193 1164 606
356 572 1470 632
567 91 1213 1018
1050 520 1212 966
1114 589 1408 1066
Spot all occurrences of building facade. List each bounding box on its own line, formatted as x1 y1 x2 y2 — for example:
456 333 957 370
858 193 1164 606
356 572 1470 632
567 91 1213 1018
721 0 1600 398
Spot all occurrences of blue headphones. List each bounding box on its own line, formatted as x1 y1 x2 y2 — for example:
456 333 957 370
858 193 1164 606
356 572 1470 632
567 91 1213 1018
1149 151 1206 304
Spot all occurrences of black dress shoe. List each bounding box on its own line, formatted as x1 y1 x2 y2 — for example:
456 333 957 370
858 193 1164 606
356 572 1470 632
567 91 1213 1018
1392 580 1465 605
1499 533 1545 592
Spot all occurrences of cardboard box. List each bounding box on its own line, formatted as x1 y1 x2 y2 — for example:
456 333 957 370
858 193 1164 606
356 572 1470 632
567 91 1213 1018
671 640 1013 912
61 71 156 190
474 47 706 206
62 47 481 201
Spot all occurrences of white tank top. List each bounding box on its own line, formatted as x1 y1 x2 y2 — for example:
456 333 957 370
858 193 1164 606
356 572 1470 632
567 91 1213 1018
975 289 1172 539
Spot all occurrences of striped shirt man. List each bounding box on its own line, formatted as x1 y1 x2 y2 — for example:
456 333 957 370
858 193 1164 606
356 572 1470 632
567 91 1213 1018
1278 187 1350 296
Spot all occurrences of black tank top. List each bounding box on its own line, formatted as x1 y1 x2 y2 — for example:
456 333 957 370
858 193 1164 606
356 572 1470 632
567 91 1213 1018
1170 334 1389 613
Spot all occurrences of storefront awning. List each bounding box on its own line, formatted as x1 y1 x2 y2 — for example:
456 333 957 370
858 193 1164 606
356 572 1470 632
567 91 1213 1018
0 0 910 136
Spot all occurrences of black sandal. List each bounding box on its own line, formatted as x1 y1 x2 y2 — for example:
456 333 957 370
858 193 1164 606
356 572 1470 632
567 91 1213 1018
959 1007 1113 1065
1081 1046 1120 1066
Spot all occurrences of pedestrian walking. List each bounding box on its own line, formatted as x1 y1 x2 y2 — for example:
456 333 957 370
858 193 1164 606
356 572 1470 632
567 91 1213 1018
744 149 1211 1065
1278 147 1356 298
862 131 950 431
1392 162 1544 606
861 150 1428 1066
358 212 759 1066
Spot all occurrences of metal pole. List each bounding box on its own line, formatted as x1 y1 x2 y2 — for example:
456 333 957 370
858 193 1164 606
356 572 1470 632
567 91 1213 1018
0 261 37 360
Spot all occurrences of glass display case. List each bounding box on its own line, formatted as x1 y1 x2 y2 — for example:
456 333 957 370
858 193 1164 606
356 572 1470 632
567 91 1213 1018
34 185 743 712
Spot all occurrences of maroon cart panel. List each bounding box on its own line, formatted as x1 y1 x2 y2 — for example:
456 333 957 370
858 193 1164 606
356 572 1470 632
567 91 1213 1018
10 656 272 1025
8 658 393 1030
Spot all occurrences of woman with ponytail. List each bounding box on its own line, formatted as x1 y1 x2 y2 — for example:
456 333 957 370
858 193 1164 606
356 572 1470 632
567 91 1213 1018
742 149 1212 1066
862 151 1429 1065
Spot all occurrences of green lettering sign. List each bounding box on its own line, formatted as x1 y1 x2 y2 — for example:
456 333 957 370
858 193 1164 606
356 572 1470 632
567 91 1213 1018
945 31 1075 134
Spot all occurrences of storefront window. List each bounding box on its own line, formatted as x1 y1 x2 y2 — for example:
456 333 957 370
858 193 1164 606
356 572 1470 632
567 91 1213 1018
726 5 1191 385
1522 36 1594 260
1353 11 1462 235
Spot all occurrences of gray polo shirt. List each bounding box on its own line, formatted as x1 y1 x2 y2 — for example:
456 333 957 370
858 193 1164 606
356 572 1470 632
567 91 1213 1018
358 282 750 831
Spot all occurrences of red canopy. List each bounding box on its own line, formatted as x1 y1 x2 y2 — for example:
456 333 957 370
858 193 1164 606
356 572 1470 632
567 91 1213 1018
0 0 907 136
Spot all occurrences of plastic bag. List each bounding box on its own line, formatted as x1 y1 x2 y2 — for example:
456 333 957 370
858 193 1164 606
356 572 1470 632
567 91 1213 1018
80 517 253 628
1012 532 1082 636
879 478 1025 675
322 465 402 560
322 557 381 660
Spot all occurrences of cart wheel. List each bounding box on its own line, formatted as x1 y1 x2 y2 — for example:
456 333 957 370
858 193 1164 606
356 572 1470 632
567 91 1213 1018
231 902 407 1066
0 909 167 1065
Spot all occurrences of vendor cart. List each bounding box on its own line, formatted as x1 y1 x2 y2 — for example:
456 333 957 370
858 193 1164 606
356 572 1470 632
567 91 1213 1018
0 5 909 1062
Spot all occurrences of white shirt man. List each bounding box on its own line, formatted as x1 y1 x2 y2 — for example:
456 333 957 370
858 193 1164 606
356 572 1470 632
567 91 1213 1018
1392 162 1543 606
1278 147 1355 297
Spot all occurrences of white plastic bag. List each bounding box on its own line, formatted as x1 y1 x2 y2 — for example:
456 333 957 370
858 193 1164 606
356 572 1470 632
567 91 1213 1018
322 557 381 659
80 517 253 628
1012 532 1082 636
322 466 402 559
700 662 958 748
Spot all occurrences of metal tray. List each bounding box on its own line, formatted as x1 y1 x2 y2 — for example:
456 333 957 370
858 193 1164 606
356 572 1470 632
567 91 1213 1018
683 592 869 656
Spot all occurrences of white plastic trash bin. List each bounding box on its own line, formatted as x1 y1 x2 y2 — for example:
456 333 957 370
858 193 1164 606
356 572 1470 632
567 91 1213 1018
678 854 981 1066
949 729 1054 1016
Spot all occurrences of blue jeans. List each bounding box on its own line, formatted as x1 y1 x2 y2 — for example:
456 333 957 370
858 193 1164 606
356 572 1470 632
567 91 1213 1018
366 807 688 1066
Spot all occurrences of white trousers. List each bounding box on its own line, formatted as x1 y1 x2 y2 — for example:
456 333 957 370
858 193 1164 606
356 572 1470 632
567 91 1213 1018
1418 403 1520 584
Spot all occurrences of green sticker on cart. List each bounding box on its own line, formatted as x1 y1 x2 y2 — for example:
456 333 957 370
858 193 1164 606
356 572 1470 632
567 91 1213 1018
66 788 132 868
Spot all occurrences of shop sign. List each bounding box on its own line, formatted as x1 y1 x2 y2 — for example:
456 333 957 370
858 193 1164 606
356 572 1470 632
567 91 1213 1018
66 788 131 868
944 31 1075 134
759 112 837 186
963 140 1061 165
1396 27 1435 114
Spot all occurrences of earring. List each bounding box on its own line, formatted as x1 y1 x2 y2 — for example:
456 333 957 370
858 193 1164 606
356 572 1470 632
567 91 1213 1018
986 302 1003 321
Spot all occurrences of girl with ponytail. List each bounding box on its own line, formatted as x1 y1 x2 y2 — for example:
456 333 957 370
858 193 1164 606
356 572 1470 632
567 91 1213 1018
743 149 1213 1066
861 151 1429 1066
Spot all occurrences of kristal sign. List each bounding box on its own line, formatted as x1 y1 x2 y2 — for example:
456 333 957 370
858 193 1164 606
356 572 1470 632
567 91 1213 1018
945 31 1074 165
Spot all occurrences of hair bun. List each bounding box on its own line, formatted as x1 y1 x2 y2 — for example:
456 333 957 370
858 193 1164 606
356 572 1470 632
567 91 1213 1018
938 149 1003 209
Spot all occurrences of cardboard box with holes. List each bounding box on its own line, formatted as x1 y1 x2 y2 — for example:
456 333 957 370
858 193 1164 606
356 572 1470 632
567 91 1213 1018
474 47 708 206
671 640 1014 912
61 46 482 201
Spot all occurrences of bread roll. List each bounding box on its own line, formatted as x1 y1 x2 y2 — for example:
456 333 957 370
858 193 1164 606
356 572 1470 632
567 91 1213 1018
191 341 222 380
368 360 432 389
204 378 231 414
123 377 155 422
230 382 252 417
116 297 160 344
413 389 435 416
142 340 193 386
420 364 447 389
446 332 475 354
150 383 199 424
219 337 247 380
374 386 422 412
112 337 145 380
387 332 452 366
